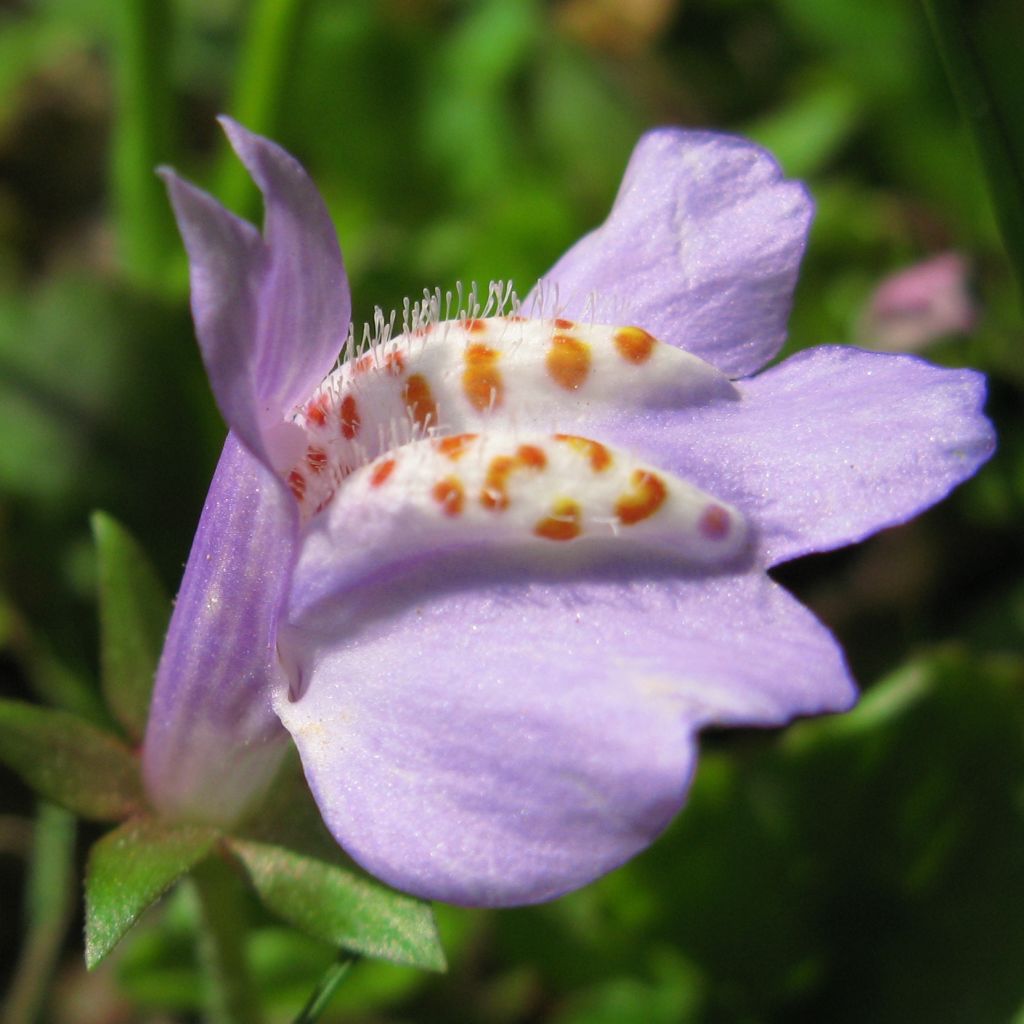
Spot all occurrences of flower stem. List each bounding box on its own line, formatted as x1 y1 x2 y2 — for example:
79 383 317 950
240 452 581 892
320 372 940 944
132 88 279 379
110 0 178 291
192 856 261 1024
0 803 76 1024
215 0 312 218
922 0 1024 305
292 955 359 1024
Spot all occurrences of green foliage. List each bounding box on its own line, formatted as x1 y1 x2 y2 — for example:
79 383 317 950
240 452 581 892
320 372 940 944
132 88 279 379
84 818 219 968
0 699 144 820
0 0 1022 1018
92 511 170 741
229 839 446 972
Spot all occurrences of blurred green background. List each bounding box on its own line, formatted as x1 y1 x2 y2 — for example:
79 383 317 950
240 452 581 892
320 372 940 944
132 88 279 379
1 0 1023 1020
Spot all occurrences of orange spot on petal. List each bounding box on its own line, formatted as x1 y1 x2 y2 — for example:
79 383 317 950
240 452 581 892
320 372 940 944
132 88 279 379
385 352 406 376
535 499 582 542
370 459 396 488
480 446 546 510
614 326 656 364
462 344 504 411
353 354 374 374
462 318 487 333
437 433 479 459
432 476 465 517
554 317 575 330
481 455 516 511
403 374 438 430
340 394 360 439
554 433 612 472
547 334 591 391
615 470 667 525
516 444 547 470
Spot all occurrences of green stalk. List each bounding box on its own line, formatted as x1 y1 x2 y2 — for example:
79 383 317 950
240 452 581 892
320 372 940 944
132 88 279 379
215 0 313 217
110 0 178 291
0 804 76 1024
922 0 1024 304
192 856 262 1024
292 955 359 1024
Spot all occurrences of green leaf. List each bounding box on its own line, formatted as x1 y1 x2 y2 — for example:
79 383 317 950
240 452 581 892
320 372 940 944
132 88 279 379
0 699 145 820
85 818 220 969
91 511 170 740
228 839 446 972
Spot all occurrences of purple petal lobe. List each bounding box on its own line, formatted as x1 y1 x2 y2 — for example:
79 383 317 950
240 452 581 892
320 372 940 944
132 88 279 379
159 169 268 458
604 347 995 567
276 556 853 906
142 435 295 825
528 130 812 378
219 118 350 416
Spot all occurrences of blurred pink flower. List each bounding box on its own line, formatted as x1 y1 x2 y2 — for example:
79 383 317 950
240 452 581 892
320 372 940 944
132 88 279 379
859 252 977 352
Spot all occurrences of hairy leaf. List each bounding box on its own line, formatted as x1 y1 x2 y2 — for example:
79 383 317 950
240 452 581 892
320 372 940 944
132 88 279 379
229 839 446 971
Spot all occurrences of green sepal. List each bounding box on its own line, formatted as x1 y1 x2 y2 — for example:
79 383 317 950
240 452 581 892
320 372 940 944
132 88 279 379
92 511 171 741
0 698 145 820
85 817 220 969
228 838 446 972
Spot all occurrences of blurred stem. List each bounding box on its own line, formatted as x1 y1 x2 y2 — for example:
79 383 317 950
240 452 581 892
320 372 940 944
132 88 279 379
292 955 359 1024
0 803 76 1024
215 0 313 218
192 856 261 1024
111 0 178 291
922 0 1024 305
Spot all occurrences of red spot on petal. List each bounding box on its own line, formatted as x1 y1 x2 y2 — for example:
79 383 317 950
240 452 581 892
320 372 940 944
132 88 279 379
554 433 612 472
353 354 375 374
462 318 487 333
385 351 406 376
463 344 504 411
614 326 656 364
699 504 732 540
432 476 465 517
305 446 328 474
547 335 591 390
340 394 361 439
306 395 329 427
287 470 306 501
554 317 575 330
403 374 439 430
370 459 396 488
615 470 667 525
535 499 582 541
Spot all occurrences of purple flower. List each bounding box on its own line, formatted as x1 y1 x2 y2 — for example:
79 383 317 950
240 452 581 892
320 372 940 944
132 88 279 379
143 120 994 907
